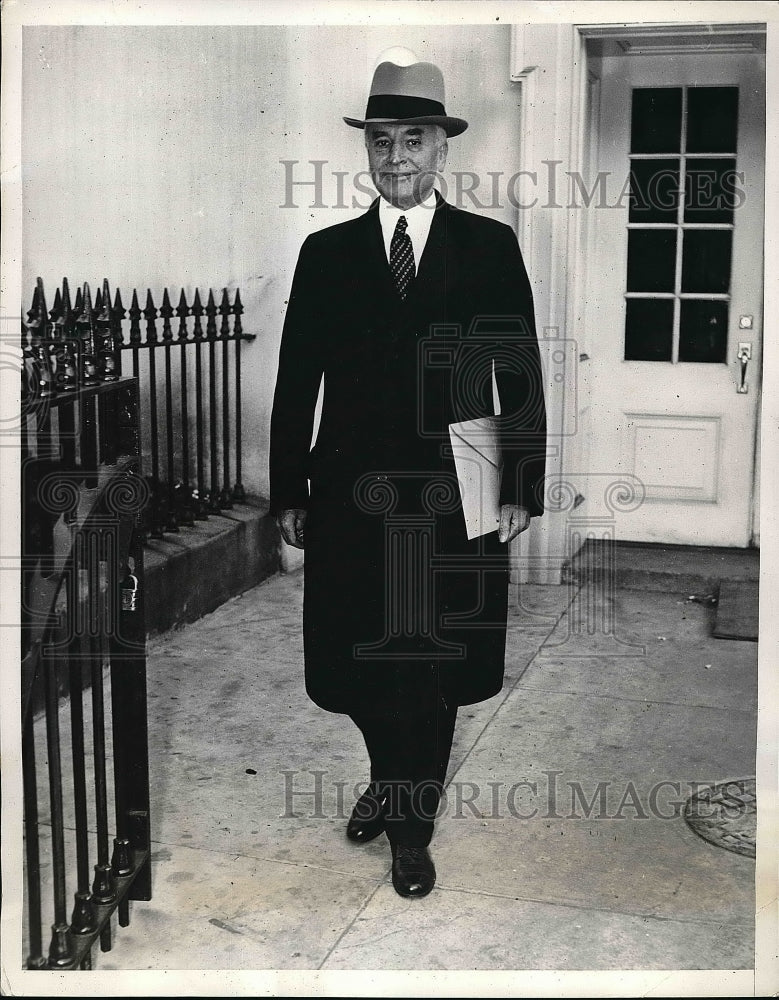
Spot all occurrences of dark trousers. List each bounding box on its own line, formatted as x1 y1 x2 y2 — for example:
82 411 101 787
349 690 458 848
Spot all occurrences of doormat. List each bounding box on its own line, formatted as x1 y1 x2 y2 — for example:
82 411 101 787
684 777 756 858
713 579 758 641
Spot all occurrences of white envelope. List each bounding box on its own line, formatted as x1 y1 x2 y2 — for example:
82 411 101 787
448 416 503 540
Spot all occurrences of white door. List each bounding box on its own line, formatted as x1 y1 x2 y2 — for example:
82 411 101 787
582 51 765 546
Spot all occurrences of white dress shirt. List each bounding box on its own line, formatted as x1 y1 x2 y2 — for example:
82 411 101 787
378 189 437 270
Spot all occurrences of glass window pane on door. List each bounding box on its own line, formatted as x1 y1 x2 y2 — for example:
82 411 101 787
625 84 737 363
679 301 729 363
627 230 677 292
681 230 733 293
686 87 739 153
625 299 674 361
629 159 680 223
630 88 682 153
684 157 738 223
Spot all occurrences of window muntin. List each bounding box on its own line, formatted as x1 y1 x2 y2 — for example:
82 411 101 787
625 86 738 364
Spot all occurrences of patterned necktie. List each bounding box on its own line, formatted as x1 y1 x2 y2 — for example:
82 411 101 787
390 215 415 300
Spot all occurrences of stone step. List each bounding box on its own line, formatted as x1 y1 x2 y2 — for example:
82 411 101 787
143 499 281 637
28 500 282 718
562 539 759 596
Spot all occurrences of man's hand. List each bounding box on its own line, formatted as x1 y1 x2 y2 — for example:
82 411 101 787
278 508 307 549
498 504 530 544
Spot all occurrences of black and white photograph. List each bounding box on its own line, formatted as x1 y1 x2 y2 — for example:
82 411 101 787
2 0 777 995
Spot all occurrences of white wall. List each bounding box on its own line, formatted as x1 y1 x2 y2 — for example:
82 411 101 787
22 24 524 498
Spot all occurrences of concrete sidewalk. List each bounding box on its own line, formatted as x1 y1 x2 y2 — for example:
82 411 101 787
101 569 756 971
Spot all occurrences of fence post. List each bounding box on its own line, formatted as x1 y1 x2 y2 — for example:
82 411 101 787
206 291 221 514
191 290 209 519
176 289 195 525
231 288 246 502
219 289 233 510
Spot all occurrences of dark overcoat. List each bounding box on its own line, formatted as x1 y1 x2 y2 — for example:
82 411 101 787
269 194 547 715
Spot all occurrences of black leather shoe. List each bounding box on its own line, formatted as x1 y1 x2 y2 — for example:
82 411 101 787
346 785 386 843
391 844 436 898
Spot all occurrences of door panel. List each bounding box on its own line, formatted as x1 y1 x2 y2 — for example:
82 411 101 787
625 413 721 503
583 52 764 546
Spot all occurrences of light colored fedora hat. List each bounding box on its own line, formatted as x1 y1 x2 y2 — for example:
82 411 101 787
344 59 468 137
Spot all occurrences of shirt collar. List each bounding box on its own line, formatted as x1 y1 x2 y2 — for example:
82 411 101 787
378 189 438 221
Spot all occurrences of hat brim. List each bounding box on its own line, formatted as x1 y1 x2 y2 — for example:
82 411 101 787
343 114 468 138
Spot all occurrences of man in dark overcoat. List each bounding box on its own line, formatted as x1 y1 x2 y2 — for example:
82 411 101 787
270 56 547 897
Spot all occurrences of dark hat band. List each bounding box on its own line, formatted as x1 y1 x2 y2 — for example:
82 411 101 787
364 93 447 121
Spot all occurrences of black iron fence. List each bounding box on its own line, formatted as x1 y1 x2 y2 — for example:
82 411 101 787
23 276 256 540
19 271 257 968
21 312 151 968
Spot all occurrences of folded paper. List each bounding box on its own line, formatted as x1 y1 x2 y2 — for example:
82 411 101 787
448 416 502 539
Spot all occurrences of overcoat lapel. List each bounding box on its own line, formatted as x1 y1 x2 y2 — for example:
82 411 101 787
351 199 398 305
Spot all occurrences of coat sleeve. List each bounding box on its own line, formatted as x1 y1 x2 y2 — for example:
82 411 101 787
269 235 327 516
491 224 547 517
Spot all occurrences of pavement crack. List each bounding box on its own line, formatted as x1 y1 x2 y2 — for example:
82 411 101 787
433 882 753 928
138 835 390 885
316 882 384 969
447 585 578 787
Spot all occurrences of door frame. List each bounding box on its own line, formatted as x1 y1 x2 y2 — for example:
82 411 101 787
509 21 765 583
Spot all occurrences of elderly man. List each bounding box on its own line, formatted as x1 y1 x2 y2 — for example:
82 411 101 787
270 57 546 897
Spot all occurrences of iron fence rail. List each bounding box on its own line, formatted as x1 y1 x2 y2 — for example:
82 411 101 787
19 270 258 969
23 276 255 540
